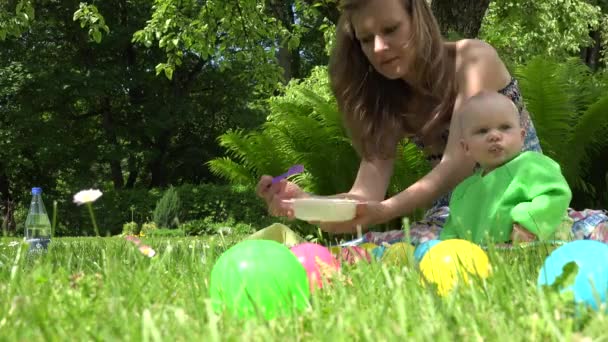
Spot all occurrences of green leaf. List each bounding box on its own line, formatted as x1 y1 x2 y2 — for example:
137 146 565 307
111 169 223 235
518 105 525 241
163 66 174 80
92 30 101 43
287 35 300 50
551 261 579 291
154 63 166 76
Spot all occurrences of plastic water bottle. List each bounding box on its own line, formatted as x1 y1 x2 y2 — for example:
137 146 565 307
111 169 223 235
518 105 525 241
24 187 52 252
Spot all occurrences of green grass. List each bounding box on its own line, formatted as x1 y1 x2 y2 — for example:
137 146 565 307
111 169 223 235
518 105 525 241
0 236 606 341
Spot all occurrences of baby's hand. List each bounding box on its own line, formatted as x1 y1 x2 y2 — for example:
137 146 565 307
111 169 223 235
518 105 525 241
511 223 537 243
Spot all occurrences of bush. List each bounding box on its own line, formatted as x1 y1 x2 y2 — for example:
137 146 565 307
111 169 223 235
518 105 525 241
122 221 139 235
152 186 182 229
143 228 185 238
179 217 256 236
140 222 158 236
11 182 316 237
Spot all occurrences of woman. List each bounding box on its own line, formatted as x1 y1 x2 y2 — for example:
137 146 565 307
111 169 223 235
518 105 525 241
256 0 543 245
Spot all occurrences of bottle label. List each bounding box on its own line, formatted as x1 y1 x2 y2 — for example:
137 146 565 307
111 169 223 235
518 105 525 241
26 238 51 253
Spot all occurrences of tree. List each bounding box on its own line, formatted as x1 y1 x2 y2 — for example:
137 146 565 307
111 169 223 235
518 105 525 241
579 0 608 70
480 0 603 64
431 0 492 38
0 0 34 41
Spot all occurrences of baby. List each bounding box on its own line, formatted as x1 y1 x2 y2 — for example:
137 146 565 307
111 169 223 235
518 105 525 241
439 91 572 244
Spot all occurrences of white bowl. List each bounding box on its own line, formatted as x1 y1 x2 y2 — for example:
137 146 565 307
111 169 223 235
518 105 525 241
284 198 358 222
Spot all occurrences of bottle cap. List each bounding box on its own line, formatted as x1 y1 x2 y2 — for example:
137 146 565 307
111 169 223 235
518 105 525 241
31 187 42 195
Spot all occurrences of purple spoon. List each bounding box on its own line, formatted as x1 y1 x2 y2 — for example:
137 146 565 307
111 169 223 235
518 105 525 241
272 164 304 184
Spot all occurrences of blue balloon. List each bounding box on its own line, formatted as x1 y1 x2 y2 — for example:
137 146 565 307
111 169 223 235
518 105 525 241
370 245 386 259
414 239 441 264
537 240 608 312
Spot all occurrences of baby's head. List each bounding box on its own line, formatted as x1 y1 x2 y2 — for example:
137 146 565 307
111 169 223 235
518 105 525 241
459 91 525 173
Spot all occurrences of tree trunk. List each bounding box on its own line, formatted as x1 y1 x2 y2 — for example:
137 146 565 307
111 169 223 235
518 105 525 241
148 133 170 188
277 46 293 83
268 0 301 83
125 155 139 189
580 30 602 71
101 97 125 189
431 0 491 38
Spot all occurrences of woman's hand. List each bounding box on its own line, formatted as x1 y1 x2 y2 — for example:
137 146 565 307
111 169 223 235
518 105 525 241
319 200 390 234
255 176 306 218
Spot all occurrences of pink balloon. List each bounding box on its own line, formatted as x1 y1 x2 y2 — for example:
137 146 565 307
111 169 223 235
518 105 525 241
290 243 340 292
340 246 371 265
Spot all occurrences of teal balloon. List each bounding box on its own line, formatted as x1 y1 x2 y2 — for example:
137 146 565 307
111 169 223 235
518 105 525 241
209 239 310 319
538 240 608 312
414 239 441 264
371 245 386 259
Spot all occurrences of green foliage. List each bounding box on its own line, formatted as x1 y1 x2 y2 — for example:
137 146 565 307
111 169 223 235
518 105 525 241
208 66 430 198
174 183 316 234
0 0 34 41
143 227 185 237
12 206 27 237
480 0 604 64
140 221 158 236
72 3 110 43
540 261 579 293
131 0 284 86
0 0 284 223
8 183 297 237
121 221 139 235
515 56 608 200
602 15 608 65
152 186 182 229
82 188 160 236
179 217 255 236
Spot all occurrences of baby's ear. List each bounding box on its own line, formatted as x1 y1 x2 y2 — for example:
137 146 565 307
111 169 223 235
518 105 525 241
519 128 525 140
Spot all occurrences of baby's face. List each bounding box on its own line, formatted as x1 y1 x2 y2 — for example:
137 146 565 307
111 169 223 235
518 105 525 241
461 106 525 173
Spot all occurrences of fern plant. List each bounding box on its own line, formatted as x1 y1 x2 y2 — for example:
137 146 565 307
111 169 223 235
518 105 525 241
208 66 430 198
210 58 608 212
515 56 608 198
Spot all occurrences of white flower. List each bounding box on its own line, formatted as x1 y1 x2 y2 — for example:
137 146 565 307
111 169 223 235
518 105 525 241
138 245 156 258
8 241 19 247
73 189 103 205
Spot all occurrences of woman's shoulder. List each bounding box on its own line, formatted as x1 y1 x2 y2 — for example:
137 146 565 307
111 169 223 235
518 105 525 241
451 39 501 67
451 39 512 97
453 39 497 55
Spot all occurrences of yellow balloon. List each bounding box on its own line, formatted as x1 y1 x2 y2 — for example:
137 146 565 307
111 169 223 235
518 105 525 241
329 246 342 257
382 242 415 265
359 242 378 253
418 239 491 296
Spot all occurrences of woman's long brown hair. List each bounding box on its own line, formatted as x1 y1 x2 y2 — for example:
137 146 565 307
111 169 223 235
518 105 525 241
329 0 456 159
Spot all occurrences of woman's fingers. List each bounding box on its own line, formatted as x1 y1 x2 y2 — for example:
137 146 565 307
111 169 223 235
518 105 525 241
256 175 274 200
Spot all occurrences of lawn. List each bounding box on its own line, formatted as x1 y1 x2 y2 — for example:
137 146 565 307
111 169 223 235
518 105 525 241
0 235 606 341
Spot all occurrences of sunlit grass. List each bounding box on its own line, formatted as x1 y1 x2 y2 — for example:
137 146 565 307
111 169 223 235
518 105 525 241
0 236 605 341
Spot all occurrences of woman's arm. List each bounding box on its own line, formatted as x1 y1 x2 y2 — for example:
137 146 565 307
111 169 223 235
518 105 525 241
348 157 396 201
320 40 513 231
317 157 396 233
382 39 512 222
381 121 475 221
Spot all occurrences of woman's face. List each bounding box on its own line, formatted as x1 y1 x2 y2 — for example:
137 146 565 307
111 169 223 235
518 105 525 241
350 0 414 80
